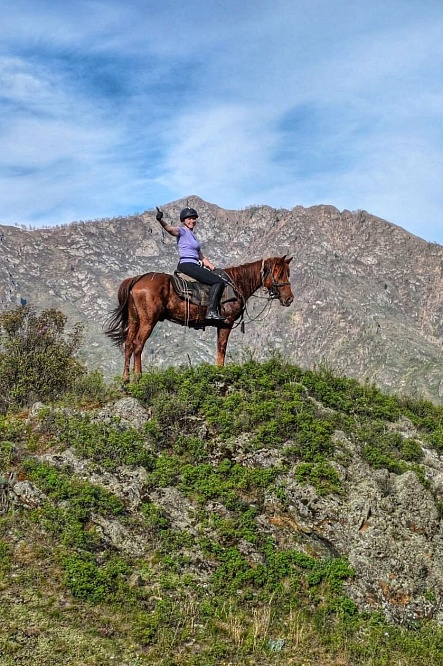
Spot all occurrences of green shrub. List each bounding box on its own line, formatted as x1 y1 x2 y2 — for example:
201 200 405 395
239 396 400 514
62 551 129 602
202 507 260 546
295 461 343 495
179 459 278 509
0 414 34 467
132 599 182 645
25 462 127 551
401 438 424 462
36 411 155 471
172 434 208 462
305 556 354 591
146 454 182 488
35 503 101 551
399 395 443 432
24 461 125 514
0 305 85 412
208 537 354 597
283 411 335 461
63 369 120 406
428 427 443 454
356 422 409 473
0 440 14 469
303 365 401 421
141 502 171 531
125 359 306 446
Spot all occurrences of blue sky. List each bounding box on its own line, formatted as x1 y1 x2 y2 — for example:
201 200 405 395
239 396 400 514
1 0 443 244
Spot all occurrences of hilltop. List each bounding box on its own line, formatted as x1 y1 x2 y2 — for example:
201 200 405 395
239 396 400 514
3 359 443 664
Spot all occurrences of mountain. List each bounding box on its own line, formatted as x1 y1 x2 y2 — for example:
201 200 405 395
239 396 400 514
1 195 443 401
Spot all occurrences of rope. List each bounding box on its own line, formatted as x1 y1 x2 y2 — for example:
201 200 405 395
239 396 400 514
174 273 192 329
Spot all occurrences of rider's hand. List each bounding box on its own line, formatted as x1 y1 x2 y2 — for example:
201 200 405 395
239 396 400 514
156 207 164 222
203 258 215 271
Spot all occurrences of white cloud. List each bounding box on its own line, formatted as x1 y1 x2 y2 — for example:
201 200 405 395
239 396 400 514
157 105 277 198
0 0 443 243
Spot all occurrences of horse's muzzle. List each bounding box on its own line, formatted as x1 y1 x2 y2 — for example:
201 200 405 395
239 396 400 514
281 295 294 306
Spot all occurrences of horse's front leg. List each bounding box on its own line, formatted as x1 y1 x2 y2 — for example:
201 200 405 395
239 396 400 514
216 326 232 366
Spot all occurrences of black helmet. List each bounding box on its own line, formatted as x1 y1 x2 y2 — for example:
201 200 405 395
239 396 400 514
180 207 199 222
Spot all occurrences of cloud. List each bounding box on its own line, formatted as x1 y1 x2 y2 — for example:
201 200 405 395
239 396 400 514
0 0 443 243
157 104 277 201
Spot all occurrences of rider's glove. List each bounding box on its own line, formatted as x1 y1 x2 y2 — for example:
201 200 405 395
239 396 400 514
156 207 164 222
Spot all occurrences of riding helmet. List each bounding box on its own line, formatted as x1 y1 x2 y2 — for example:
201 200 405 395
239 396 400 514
180 207 199 222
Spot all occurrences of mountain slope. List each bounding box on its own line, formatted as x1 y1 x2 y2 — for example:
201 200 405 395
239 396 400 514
1 196 443 400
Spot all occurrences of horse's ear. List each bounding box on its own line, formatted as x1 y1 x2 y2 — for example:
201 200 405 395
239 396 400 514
284 255 293 264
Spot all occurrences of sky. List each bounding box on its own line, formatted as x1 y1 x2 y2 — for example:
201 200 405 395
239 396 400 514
1 0 443 244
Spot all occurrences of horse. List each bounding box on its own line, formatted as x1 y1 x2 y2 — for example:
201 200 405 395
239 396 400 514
105 255 293 381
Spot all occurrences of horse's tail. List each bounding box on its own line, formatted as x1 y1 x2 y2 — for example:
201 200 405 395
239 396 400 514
104 276 141 349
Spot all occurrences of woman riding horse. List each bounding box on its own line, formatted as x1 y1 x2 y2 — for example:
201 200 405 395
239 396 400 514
105 252 294 381
156 206 226 322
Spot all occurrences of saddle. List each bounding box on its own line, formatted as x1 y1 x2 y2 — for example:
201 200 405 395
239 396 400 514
171 268 237 307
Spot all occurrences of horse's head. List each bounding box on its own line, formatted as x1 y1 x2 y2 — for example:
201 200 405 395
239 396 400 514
262 255 294 306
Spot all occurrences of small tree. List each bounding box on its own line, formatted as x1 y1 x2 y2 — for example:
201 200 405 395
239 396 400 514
0 305 85 412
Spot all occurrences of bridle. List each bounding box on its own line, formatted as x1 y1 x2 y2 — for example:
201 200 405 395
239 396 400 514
260 260 291 300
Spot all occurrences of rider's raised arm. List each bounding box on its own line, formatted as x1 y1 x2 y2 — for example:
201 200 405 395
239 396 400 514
160 221 180 237
156 207 179 237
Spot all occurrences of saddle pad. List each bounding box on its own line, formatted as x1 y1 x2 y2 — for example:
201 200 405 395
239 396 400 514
172 270 237 305
172 273 209 306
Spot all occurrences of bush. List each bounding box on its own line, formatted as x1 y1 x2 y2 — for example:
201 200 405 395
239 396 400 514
36 411 155 471
62 551 129 602
0 305 85 412
63 369 119 406
295 460 343 495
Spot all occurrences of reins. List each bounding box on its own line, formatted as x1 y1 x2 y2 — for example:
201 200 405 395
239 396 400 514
242 297 273 326
240 263 277 325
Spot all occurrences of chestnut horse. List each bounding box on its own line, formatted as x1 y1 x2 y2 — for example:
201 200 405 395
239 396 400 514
105 255 293 381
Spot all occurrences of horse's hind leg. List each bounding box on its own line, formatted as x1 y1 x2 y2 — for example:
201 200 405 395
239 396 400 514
133 319 159 378
123 325 136 382
122 297 138 383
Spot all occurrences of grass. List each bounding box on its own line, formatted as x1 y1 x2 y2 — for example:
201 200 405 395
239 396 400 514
1 357 443 664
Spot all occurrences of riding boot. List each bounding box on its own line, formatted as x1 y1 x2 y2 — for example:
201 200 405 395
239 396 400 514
205 283 226 321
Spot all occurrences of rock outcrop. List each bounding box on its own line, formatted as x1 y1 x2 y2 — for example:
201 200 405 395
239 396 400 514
5 383 443 627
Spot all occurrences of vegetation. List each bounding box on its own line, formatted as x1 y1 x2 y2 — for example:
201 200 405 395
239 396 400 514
3 318 443 664
0 305 116 413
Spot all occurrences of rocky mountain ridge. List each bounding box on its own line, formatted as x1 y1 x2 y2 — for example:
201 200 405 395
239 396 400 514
1 196 443 400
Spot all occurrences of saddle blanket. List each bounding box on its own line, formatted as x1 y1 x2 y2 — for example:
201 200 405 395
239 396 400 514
171 268 237 307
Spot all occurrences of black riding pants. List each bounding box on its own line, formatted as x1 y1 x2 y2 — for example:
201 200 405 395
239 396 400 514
177 262 225 286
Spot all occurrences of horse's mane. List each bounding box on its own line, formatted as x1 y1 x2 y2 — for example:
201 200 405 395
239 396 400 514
225 259 261 296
